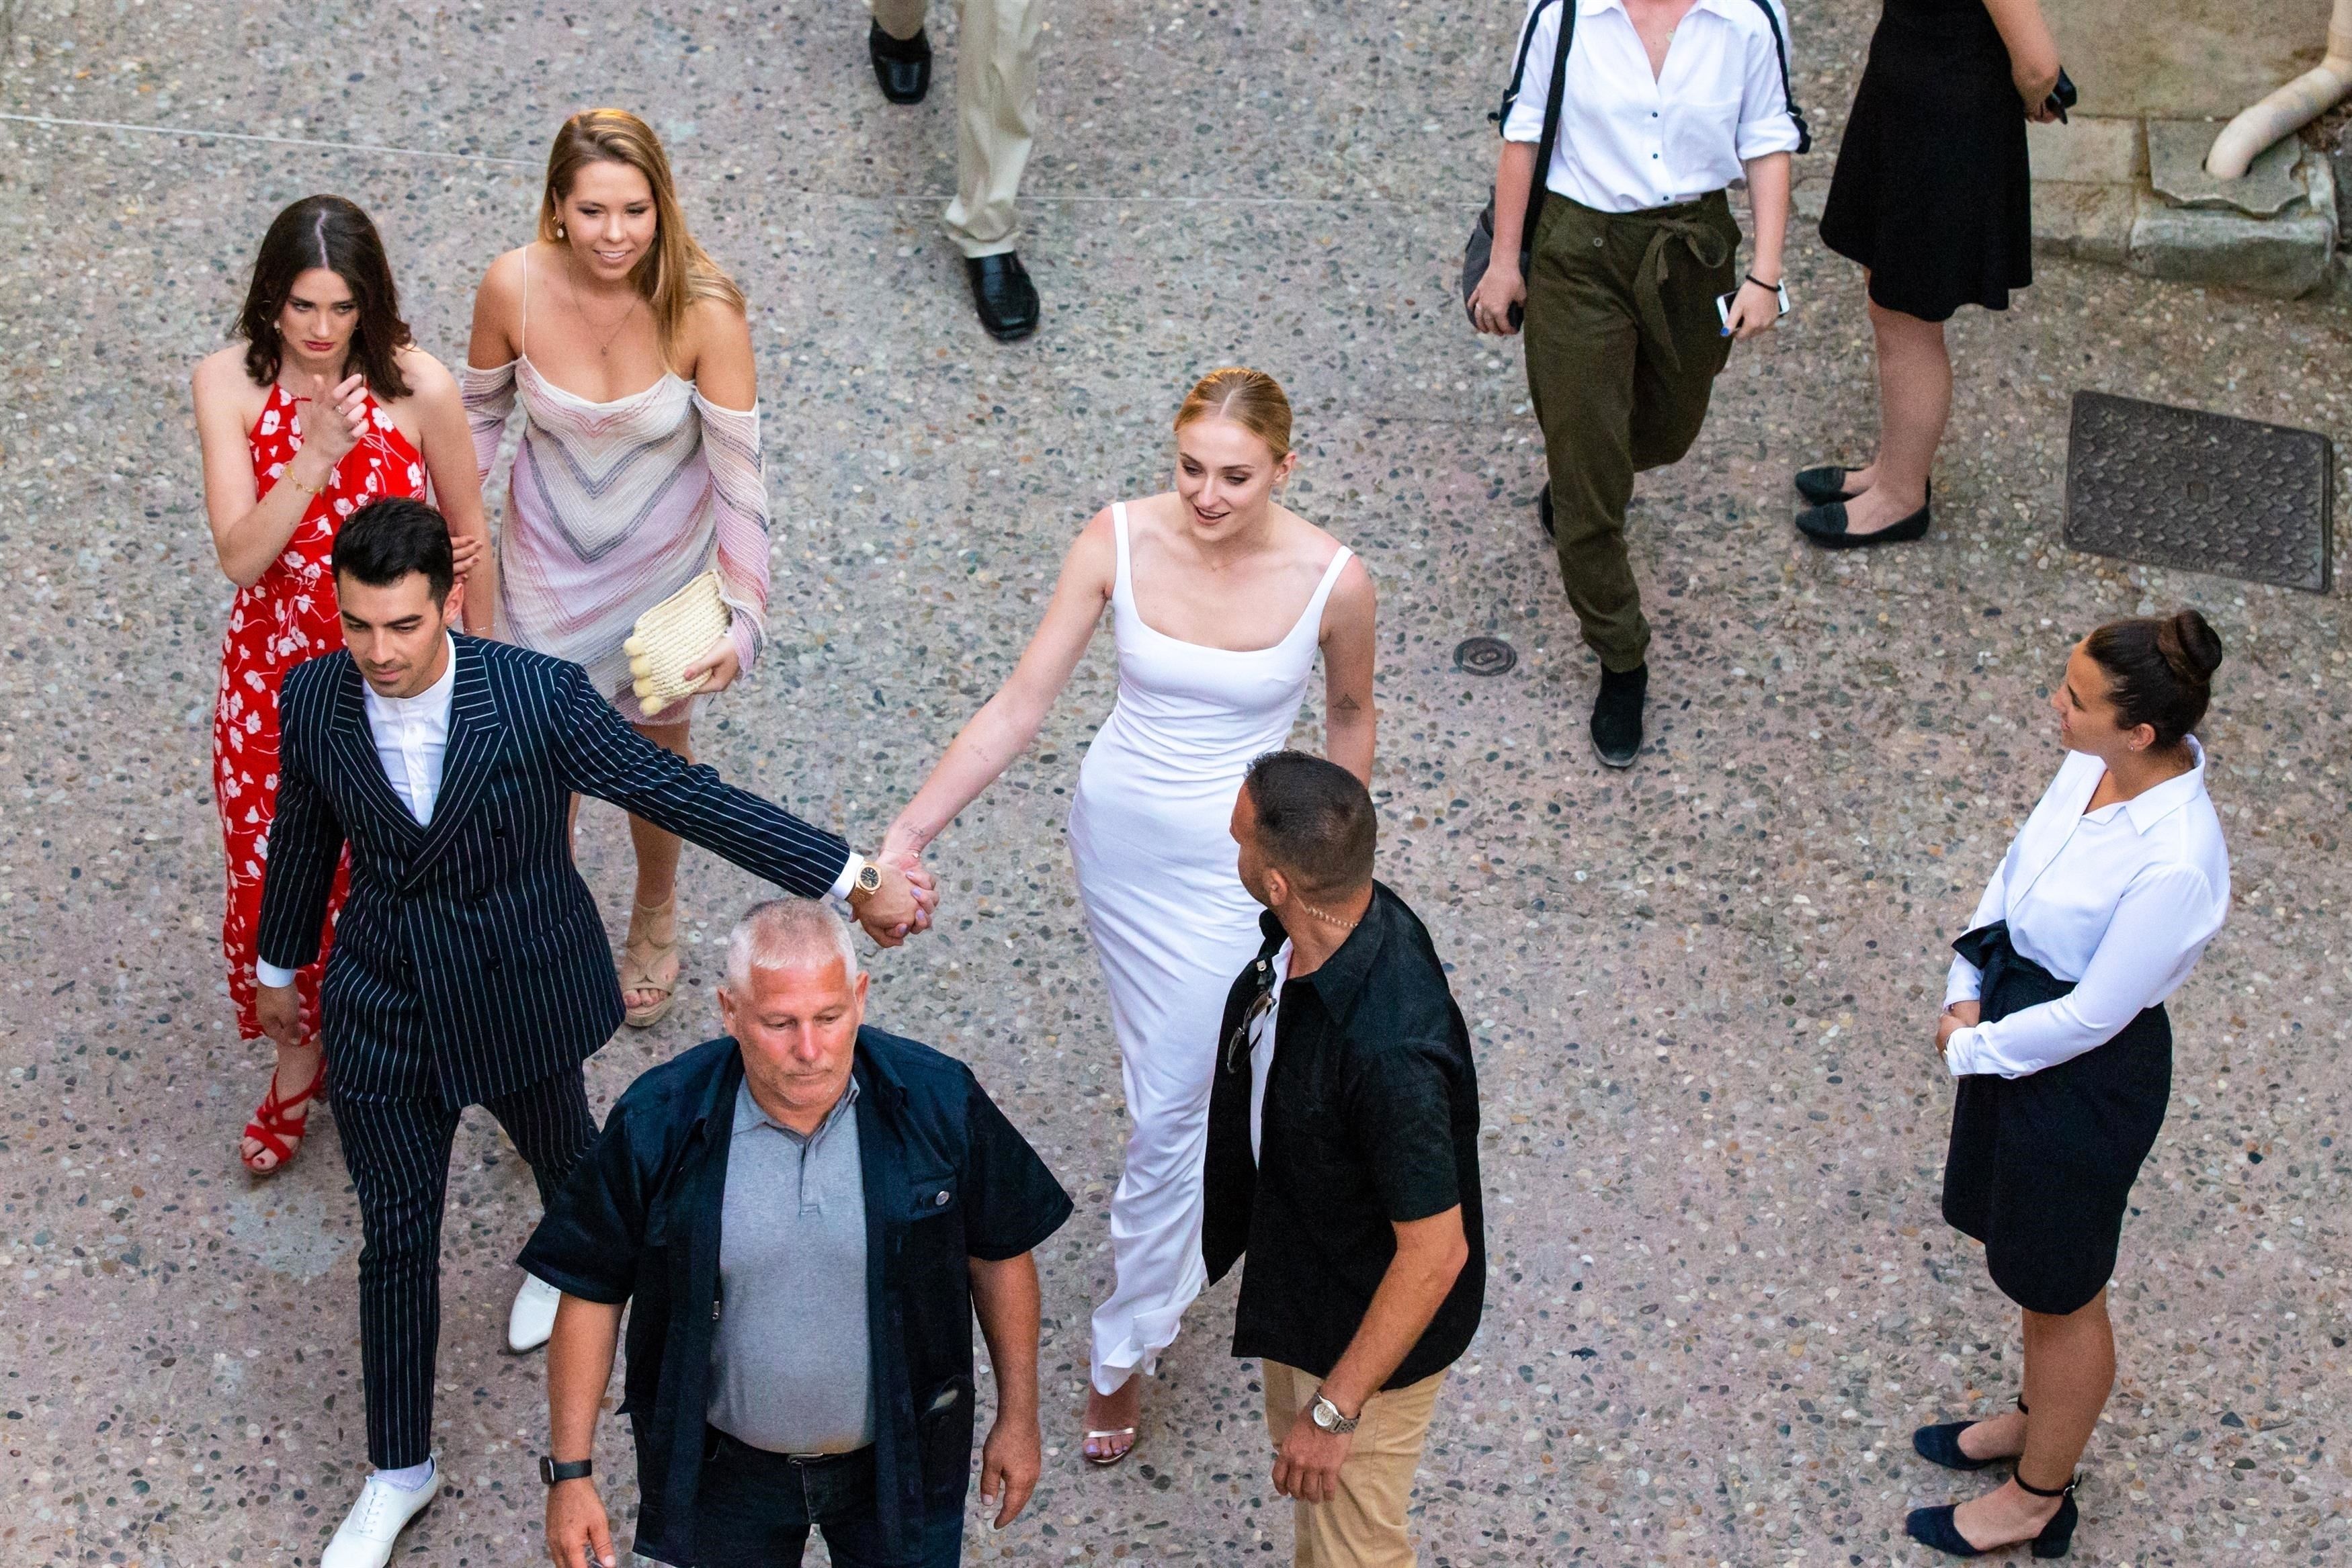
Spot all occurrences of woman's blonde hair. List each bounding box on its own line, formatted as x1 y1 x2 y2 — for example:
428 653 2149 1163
1173 367 1294 462
538 109 745 365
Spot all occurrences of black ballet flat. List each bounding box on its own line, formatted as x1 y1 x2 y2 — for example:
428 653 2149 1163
1917 1397 2027 1472
1795 488 1931 550
1538 482 1555 539
1905 1474 2078 1560
1794 464 1860 505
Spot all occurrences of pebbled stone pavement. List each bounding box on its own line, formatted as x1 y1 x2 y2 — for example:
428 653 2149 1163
1 2 2347 1565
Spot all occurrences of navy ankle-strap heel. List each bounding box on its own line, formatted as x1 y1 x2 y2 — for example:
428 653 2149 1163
1904 1469 2078 1561
1913 1397 2026 1472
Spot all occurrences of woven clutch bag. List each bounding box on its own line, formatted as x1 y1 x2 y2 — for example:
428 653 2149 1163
624 570 732 718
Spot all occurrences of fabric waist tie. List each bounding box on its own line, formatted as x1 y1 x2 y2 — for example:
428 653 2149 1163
1556 193 1734 376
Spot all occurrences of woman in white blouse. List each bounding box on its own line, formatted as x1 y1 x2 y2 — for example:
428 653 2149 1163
1468 0 1804 769
1906 609 2230 1561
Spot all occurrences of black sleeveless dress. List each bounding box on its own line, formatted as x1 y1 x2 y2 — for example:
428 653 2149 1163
1817 0 2033 321
1941 924 2173 1317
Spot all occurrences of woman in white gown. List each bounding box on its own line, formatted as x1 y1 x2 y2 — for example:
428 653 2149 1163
883 368 1376 1464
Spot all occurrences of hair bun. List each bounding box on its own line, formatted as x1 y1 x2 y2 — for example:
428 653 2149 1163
2158 608 2225 683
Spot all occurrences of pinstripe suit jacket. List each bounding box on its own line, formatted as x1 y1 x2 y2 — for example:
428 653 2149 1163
255 634 852 1105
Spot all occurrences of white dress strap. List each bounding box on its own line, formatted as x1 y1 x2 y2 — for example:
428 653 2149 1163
1109 501 1135 609
519 246 532 359
1290 545 1353 642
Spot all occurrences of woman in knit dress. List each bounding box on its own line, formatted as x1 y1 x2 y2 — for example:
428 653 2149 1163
465 110 774 1027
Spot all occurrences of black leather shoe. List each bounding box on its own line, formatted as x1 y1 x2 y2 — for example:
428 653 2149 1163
1795 487 1931 550
1537 482 1555 539
1794 464 1861 505
966 253 1040 341
1590 663 1646 769
869 21 931 104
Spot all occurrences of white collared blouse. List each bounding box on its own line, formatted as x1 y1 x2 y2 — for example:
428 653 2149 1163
1501 0 1803 214
1942 738 2231 1080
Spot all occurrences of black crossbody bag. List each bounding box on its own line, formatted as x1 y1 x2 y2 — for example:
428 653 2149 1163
1460 0 1812 330
1460 0 1571 331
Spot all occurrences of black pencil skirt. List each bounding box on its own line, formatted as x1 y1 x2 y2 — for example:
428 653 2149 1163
1941 922 2173 1315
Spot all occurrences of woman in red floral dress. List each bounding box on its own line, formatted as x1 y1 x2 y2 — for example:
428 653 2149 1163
193 195 495 1174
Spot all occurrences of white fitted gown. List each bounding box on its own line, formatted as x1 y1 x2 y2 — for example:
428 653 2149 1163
1069 502 1353 1395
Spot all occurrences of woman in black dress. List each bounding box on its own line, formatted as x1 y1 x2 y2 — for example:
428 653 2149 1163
1795 0 2062 548
1908 611 2230 1559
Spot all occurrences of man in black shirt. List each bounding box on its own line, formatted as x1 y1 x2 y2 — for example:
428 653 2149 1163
1203 751 1486 1568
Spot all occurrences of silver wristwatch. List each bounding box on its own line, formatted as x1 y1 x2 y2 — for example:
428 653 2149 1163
1308 1393 1359 1435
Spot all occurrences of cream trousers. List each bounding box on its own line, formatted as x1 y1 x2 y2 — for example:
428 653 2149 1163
1263 1360 1448 1568
868 0 1043 257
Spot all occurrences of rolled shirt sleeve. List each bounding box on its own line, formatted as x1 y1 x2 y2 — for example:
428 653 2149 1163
1945 863 2223 1080
960 1077 1075 1262
1499 0 1562 144
1733 0 1802 161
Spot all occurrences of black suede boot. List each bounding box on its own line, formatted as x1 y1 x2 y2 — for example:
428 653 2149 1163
1591 663 1646 769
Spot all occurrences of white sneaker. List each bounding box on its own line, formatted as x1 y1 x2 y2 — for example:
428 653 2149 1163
321 1467 438 1568
507 1272 562 1353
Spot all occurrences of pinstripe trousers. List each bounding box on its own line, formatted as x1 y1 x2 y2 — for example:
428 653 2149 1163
331 1068 598 1468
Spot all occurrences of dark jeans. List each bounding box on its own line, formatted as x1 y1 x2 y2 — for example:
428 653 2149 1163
696 1429 963 1568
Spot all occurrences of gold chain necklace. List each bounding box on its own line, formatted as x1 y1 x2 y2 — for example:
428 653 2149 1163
567 263 642 359
1298 900 1361 932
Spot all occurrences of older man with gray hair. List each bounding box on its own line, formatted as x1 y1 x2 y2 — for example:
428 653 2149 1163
523 898 1072 1568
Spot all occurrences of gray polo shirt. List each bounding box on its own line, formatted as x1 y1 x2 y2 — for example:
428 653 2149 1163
706 1076 874 1454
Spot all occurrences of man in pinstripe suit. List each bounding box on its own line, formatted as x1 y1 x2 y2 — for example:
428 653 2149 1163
251 498 934 1568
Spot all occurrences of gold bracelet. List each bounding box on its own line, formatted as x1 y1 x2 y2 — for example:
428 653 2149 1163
280 470 323 498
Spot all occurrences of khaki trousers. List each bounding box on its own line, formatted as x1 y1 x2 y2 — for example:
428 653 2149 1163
868 0 1042 257
1522 189 1740 672
1263 1360 1447 1568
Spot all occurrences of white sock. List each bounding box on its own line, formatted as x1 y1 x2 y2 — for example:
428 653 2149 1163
373 1458 434 1492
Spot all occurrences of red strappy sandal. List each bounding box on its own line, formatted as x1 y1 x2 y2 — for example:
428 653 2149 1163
241 1061 326 1175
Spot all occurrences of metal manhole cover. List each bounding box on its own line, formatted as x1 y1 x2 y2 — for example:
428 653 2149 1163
1454 636 1517 676
2064 390 2332 593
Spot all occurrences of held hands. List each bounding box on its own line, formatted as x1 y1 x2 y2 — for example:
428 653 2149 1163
1722 279 1783 343
1468 263 1526 337
1273 1415 1353 1504
851 857 937 948
1937 1000 1983 1056
255 982 303 1049
978 1411 1042 1530
544 1477 617 1568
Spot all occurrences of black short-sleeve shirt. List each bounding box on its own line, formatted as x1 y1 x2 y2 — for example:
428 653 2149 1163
1202 883 1486 1387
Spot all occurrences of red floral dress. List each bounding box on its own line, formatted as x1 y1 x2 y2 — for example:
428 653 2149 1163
214 384 426 1044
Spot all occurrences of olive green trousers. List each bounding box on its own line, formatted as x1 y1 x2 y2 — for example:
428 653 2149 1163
1523 189 1740 672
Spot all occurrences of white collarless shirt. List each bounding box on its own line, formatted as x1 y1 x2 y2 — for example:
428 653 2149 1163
1501 0 1802 214
364 636 458 829
1943 738 2231 1080
1247 939 1294 1166
255 640 456 990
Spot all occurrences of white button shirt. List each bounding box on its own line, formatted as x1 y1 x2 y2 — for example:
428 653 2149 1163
1502 0 1802 214
255 639 458 989
364 636 458 829
1943 739 2231 1080
1247 939 1294 1166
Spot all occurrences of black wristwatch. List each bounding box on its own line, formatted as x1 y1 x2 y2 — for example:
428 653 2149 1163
540 1455 593 1485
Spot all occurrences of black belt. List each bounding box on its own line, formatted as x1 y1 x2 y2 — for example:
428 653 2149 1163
706 1426 874 1469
